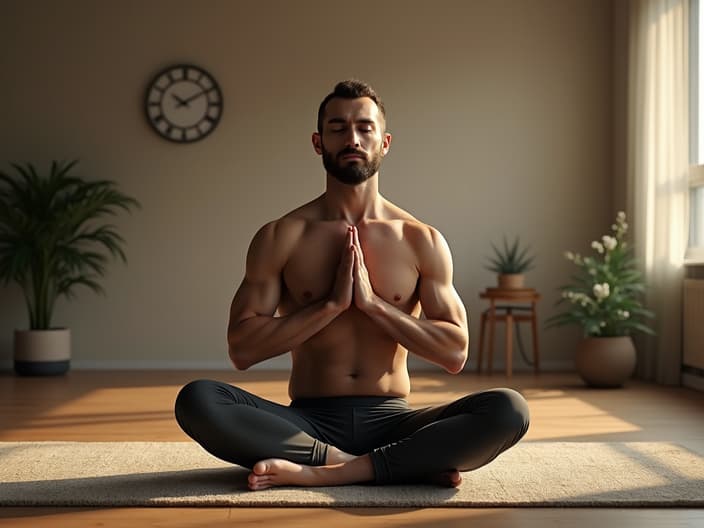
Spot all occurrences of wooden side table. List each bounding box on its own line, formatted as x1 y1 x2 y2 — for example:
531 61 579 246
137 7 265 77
477 288 541 377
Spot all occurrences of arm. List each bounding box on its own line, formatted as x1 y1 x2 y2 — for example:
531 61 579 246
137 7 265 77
351 225 469 373
227 221 355 370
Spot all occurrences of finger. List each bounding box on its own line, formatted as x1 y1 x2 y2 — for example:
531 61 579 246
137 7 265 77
352 228 364 260
342 229 354 262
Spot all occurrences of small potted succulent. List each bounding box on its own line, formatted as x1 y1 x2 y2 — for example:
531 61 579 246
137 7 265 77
484 235 536 289
0 160 139 375
545 211 655 387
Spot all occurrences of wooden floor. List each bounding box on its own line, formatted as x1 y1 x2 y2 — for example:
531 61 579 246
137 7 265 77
1 369 703 527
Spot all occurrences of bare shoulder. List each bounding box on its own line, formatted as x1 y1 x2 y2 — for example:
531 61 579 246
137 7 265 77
249 194 340 266
379 215 449 284
401 220 446 249
253 194 324 244
381 203 446 250
246 215 307 279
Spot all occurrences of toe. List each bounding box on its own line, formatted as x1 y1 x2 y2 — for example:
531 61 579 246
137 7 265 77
248 476 271 491
252 461 270 475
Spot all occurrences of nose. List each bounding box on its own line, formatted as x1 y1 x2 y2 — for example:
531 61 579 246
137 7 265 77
344 128 361 148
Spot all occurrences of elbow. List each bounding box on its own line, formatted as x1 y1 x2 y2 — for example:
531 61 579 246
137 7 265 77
228 337 253 371
229 349 253 371
445 350 467 374
444 334 469 374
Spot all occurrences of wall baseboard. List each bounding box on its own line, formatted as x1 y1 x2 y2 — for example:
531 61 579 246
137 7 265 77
682 372 704 392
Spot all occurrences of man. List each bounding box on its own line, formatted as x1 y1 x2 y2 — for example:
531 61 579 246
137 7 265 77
175 80 529 490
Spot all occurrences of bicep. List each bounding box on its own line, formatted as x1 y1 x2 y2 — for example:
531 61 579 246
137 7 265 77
419 277 467 328
228 221 287 326
229 275 281 325
417 229 468 328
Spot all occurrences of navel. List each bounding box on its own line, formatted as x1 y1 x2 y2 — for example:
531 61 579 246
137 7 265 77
303 291 313 299
394 294 402 302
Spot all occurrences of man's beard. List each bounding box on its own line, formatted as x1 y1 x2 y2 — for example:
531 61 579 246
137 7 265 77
321 145 383 185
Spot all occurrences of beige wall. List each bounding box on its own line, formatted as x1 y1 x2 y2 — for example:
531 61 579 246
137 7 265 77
0 0 613 370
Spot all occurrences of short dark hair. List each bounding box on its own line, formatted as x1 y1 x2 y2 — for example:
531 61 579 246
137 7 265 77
317 79 386 134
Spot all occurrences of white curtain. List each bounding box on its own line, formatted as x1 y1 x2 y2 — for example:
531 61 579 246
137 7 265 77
627 0 690 384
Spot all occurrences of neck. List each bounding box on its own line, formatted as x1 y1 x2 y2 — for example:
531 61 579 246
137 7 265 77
323 173 382 224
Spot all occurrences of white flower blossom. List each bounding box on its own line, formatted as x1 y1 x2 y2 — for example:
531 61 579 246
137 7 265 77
593 282 610 300
602 235 617 251
591 241 604 254
565 291 592 306
553 211 652 337
615 309 630 320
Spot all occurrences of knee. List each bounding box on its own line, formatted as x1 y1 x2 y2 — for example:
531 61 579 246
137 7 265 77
485 388 530 436
174 379 217 427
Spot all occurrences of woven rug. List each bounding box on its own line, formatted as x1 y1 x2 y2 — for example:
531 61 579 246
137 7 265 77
1 441 702 507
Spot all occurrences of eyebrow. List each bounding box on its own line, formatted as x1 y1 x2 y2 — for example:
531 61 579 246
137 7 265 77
326 117 376 126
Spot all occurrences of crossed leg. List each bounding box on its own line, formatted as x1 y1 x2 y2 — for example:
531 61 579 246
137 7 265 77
175 380 529 490
248 388 529 489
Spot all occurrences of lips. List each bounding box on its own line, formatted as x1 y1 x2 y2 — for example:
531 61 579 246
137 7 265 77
339 150 366 160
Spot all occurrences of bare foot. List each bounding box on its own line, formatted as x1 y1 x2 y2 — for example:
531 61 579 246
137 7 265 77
248 459 315 490
429 469 462 488
248 454 375 491
247 456 461 490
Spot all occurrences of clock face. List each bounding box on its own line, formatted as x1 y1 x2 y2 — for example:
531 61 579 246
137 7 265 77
145 64 223 143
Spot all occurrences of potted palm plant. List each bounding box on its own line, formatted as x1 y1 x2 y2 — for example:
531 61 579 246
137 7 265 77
545 211 655 387
484 235 536 289
0 160 139 375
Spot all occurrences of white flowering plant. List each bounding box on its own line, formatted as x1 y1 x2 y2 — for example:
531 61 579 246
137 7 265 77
545 212 655 337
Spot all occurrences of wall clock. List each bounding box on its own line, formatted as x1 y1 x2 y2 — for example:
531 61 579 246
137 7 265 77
144 64 223 143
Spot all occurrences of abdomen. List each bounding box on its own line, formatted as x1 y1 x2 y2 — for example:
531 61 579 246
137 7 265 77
289 308 411 399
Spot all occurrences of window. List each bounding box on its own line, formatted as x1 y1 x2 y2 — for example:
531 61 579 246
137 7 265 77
689 0 704 261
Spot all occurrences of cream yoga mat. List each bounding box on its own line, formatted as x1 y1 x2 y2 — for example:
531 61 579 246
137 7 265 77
1 441 703 507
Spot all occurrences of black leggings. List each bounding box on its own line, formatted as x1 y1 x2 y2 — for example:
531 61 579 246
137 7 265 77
174 380 530 484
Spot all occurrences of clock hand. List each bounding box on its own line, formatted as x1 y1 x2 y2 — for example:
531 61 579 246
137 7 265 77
181 88 212 104
171 93 190 108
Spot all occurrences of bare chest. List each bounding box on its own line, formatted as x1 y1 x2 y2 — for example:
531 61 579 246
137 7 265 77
279 222 420 313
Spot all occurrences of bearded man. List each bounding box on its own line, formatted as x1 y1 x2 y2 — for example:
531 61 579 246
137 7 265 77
175 80 529 489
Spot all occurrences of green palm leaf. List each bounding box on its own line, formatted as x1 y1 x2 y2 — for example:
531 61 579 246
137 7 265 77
0 160 140 329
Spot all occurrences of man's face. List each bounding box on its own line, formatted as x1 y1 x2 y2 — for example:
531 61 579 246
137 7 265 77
313 97 391 185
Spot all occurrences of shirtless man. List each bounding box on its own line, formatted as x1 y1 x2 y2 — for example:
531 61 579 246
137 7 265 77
175 80 529 490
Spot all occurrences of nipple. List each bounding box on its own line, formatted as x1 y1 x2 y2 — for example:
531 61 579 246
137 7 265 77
303 291 313 300
394 294 402 302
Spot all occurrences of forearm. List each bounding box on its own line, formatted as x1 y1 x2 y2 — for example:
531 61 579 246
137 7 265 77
365 298 468 373
228 300 343 370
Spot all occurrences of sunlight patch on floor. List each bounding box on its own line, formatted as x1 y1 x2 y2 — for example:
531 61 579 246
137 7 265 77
526 396 642 440
0 386 183 440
